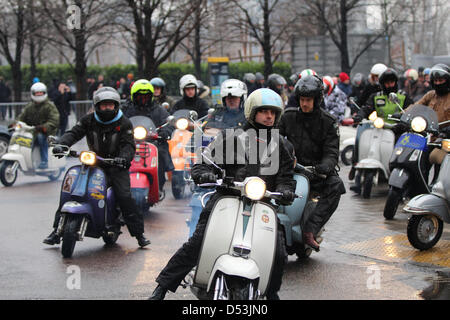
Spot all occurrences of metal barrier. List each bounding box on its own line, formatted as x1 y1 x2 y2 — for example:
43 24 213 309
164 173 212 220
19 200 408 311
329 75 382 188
0 102 28 121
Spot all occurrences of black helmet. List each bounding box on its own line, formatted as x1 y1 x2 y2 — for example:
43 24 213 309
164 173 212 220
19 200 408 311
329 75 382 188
93 87 121 122
430 63 450 96
294 74 324 109
267 74 286 95
379 68 398 95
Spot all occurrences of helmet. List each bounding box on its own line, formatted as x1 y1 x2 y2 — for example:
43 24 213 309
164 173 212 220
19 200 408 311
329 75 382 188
150 77 166 88
220 79 247 107
404 68 418 81
255 72 264 82
294 74 324 109
93 86 121 122
179 74 198 96
352 73 364 86
379 68 399 95
299 69 317 79
130 79 154 107
243 73 256 83
370 63 388 76
430 63 450 95
267 74 286 95
30 82 48 103
424 68 431 75
244 88 283 127
322 76 335 96
289 73 299 86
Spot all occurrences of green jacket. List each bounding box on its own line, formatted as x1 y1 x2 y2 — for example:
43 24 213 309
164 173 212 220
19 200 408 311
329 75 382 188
373 92 406 124
18 99 59 136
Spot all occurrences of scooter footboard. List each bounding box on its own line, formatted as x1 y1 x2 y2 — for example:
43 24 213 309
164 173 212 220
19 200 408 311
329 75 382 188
403 194 450 223
207 255 259 292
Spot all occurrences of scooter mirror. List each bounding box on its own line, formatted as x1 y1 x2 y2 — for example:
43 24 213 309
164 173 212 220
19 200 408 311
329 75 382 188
167 115 175 125
162 102 169 110
207 108 215 119
189 110 198 121
388 92 399 103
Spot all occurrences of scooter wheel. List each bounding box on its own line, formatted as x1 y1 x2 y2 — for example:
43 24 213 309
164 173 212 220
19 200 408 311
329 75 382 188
383 187 402 220
340 145 354 166
362 170 374 199
61 216 81 258
0 160 18 187
407 215 443 250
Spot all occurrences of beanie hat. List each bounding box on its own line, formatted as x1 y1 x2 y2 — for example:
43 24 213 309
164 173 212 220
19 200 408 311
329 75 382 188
339 72 350 82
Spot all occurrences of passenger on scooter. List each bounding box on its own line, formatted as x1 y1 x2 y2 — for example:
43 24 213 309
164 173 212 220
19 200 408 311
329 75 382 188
322 75 348 123
170 74 210 118
209 79 247 128
44 87 151 248
149 88 297 300
150 77 176 111
122 79 175 194
16 82 59 169
350 68 414 193
278 74 346 252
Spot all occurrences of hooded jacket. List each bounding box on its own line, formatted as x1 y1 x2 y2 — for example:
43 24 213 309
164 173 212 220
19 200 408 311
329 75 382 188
18 99 60 136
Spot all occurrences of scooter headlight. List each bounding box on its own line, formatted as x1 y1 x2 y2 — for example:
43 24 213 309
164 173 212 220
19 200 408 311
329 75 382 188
368 111 378 121
244 177 267 201
133 126 148 140
176 118 189 130
442 139 450 153
373 117 384 129
411 116 427 133
80 151 97 166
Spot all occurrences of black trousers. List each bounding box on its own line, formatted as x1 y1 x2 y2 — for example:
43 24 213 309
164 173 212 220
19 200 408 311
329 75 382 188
53 168 144 237
304 174 346 235
155 193 287 297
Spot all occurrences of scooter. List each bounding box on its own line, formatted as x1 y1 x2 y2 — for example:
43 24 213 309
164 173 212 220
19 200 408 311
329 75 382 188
129 115 173 215
383 105 441 219
53 147 125 258
403 137 450 250
276 163 325 259
0 121 65 186
351 111 395 198
339 100 360 166
184 175 298 300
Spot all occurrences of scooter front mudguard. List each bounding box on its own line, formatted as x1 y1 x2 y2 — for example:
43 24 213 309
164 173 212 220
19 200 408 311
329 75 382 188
1 152 27 171
356 158 389 179
207 255 259 293
388 168 410 189
403 194 450 223
60 201 93 216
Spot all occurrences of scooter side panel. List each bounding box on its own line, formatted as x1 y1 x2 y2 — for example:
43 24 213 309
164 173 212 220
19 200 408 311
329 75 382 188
195 197 241 287
404 194 450 223
433 155 450 201
87 167 109 231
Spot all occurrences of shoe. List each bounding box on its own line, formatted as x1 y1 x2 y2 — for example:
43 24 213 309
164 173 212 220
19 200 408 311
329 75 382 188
349 185 361 195
136 234 151 247
348 166 356 180
43 230 60 245
38 162 48 169
148 285 167 300
303 232 320 252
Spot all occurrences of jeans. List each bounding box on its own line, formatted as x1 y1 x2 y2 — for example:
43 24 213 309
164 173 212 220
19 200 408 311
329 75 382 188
35 133 48 164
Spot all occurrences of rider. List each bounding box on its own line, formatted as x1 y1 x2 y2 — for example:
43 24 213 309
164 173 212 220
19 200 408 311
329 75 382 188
122 79 175 194
150 77 176 111
17 82 59 169
170 74 209 118
278 74 346 252
267 74 288 105
149 88 297 300
350 68 414 193
43 87 151 247
322 75 348 123
356 63 388 108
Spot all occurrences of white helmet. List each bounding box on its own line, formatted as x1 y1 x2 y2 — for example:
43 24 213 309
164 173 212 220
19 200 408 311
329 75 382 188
220 79 247 108
30 82 48 103
179 74 198 96
370 63 388 76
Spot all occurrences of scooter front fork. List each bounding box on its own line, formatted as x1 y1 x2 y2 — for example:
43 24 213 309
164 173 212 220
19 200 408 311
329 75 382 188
56 215 88 241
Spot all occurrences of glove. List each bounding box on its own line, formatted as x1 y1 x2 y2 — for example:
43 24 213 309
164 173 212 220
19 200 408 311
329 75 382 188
158 130 170 140
352 115 362 123
113 157 129 169
35 125 47 134
315 163 331 175
52 146 65 159
197 172 216 184
276 190 296 205
392 122 408 135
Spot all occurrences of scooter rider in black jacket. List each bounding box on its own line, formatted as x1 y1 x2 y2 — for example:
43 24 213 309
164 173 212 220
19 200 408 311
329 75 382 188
149 88 297 300
43 87 151 247
121 79 175 193
170 74 210 118
278 74 346 252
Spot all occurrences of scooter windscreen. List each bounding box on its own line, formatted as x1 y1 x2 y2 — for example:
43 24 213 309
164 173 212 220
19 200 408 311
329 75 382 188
129 116 156 131
400 104 439 133
172 109 191 121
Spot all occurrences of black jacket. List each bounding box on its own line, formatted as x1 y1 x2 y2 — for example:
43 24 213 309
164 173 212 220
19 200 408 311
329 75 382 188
278 101 340 174
59 113 135 165
191 122 296 196
171 96 210 118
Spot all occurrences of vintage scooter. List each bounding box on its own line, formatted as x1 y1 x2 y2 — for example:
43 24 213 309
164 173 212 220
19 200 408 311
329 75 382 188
0 121 65 186
184 173 298 300
53 147 125 258
403 138 450 250
382 105 442 219
129 115 173 214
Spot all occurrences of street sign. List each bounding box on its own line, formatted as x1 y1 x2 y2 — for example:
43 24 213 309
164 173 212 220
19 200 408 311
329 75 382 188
208 57 229 105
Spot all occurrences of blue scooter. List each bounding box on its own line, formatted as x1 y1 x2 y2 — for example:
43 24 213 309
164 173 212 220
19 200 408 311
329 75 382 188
54 147 124 258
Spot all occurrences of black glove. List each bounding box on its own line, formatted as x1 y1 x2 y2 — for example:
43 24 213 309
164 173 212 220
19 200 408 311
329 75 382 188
276 190 296 205
392 122 409 135
352 115 363 123
113 157 129 169
52 146 65 159
315 163 332 175
197 172 216 184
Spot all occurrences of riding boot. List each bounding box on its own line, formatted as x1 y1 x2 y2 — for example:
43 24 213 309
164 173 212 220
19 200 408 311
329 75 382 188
136 234 151 247
148 284 168 300
43 229 60 245
303 232 320 252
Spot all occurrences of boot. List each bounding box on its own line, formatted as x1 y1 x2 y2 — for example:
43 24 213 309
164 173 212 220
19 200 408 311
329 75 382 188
148 285 167 300
348 166 356 180
303 232 320 252
43 230 60 245
136 234 151 247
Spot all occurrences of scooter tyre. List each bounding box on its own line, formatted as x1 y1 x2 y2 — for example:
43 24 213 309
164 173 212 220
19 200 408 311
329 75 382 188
407 215 443 251
48 168 64 181
172 171 185 200
362 170 374 199
0 160 17 187
102 229 121 245
341 145 354 166
383 187 402 220
61 216 81 258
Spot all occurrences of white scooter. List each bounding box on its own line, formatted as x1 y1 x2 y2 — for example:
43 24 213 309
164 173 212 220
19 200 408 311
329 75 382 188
0 121 66 186
184 175 296 300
